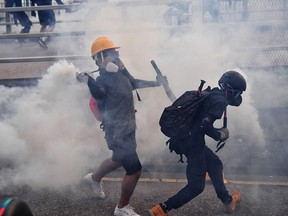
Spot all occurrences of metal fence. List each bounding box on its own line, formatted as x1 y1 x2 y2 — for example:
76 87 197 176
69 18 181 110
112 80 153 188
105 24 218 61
1 0 288 68
217 0 288 22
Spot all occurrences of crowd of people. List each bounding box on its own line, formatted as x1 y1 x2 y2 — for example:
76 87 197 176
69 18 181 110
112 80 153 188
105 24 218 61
4 0 64 48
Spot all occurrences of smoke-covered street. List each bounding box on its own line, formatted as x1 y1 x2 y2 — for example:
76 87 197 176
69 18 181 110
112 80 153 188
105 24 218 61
1 0 288 215
1 171 288 215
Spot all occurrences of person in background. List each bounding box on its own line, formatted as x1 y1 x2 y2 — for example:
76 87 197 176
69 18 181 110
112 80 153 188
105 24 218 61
202 0 220 23
148 70 247 216
30 0 64 49
76 36 161 216
5 0 32 34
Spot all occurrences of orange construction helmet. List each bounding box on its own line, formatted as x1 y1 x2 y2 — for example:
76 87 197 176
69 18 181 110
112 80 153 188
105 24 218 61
91 37 120 57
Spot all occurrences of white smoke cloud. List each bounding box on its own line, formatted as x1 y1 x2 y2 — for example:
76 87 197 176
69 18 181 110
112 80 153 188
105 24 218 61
0 61 108 189
1 1 283 190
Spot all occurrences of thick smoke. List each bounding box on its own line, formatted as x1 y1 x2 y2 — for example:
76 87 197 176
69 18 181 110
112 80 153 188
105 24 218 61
1 0 285 190
0 61 108 189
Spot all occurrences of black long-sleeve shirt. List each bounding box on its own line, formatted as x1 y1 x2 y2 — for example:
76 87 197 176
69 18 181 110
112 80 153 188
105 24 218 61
189 88 228 148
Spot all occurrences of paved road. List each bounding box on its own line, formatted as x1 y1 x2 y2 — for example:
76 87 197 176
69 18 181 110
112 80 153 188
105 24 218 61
1 172 288 216
1 6 288 216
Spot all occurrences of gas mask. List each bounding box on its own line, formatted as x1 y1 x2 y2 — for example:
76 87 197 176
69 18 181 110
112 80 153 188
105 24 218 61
93 49 124 73
227 89 243 106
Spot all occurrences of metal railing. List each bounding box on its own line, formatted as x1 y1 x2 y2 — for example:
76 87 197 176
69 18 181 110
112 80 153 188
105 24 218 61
0 55 89 64
0 4 82 33
1 0 288 69
0 31 85 39
0 3 87 71
0 4 81 13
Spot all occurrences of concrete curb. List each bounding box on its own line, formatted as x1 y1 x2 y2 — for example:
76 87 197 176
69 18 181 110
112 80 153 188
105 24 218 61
102 177 288 186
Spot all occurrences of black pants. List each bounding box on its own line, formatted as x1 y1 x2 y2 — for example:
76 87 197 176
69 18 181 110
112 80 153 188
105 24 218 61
164 145 231 210
5 0 32 28
34 0 56 26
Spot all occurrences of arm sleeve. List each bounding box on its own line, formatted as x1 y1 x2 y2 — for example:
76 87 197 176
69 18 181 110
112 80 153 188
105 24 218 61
200 99 227 141
121 68 160 89
132 79 160 88
87 76 106 99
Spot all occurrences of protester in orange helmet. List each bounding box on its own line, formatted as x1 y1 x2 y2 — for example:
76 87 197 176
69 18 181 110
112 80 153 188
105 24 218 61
77 36 161 216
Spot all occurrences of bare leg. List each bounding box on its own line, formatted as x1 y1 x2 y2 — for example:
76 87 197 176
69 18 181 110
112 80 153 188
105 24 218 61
118 170 141 208
92 158 121 182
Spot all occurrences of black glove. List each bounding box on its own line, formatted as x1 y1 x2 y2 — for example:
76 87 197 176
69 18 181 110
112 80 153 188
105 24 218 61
218 128 229 142
31 11 36 17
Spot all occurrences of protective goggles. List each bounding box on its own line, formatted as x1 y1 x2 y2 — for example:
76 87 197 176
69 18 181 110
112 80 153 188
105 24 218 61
220 83 242 99
227 88 243 100
92 49 119 63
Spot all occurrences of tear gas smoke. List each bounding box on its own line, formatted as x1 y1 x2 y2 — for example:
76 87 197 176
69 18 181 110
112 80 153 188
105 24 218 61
0 61 108 190
1 1 285 191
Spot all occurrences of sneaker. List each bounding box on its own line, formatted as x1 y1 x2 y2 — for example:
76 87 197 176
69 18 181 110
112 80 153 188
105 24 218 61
20 26 31 34
83 173 105 199
148 204 169 216
38 39 48 49
224 190 241 214
114 204 140 216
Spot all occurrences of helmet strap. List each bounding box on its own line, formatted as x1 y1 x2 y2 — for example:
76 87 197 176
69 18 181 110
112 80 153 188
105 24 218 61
100 51 104 63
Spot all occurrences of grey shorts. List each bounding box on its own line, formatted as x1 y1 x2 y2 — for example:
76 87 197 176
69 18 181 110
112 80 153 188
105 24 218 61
105 130 142 175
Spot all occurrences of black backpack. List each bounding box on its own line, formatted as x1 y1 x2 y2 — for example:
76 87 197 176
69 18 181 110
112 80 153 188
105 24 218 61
159 88 211 138
159 82 211 162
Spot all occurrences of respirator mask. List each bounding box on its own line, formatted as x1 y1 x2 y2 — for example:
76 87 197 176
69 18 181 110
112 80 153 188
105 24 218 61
227 89 243 106
93 49 124 73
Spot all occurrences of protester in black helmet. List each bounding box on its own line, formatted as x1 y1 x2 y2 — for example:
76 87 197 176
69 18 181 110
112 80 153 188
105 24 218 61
218 70 246 107
77 36 161 216
149 69 246 216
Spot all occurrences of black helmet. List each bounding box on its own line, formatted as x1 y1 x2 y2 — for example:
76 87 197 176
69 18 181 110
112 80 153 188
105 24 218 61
218 70 247 92
219 69 247 106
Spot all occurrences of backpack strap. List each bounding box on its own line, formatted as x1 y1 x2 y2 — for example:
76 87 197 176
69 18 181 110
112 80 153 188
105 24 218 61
178 154 184 163
166 139 184 163
135 89 141 101
120 69 142 102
